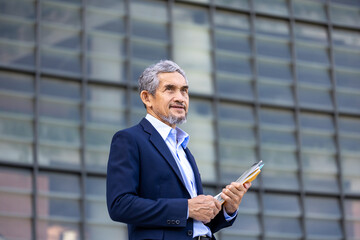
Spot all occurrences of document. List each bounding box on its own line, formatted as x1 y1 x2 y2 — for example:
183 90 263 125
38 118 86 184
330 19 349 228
214 160 264 204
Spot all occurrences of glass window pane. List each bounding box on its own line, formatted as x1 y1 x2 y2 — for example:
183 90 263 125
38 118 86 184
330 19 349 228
88 0 124 11
306 219 343 238
254 0 289 16
42 2 81 27
295 23 328 44
258 82 294 106
264 216 302 238
87 33 125 59
330 4 360 27
334 48 360 69
0 18 35 42
0 0 36 20
41 77 81 100
337 91 360 114
296 43 329 65
86 224 127 240
216 32 251 55
264 193 301 216
258 60 292 82
37 172 80 195
132 40 168 61
305 196 341 218
339 116 360 135
256 17 290 39
260 108 295 128
303 152 339 193
217 75 253 100
257 38 291 59
333 28 360 50
132 20 168 41
37 221 80 240
41 49 81 76
0 42 35 69
131 0 167 22
297 64 331 87
335 69 360 90
215 0 249 10
87 9 125 35
216 54 252 76
215 11 250 32
298 86 333 110
0 217 31 240
300 112 334 133
293 0 327 21
41 25 80 50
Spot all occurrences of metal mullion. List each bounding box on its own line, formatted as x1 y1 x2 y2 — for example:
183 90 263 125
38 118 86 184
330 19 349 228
325 1 347 239
124 0 132 127
80 0 88 239
288 1 307 239
249 2 265 239
32 0 41 239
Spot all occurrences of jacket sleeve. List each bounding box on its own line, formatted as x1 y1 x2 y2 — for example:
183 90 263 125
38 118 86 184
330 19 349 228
207 208 237 234
106 130 188 228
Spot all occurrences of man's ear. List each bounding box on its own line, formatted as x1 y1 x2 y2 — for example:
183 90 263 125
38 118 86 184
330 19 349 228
140 90 152 109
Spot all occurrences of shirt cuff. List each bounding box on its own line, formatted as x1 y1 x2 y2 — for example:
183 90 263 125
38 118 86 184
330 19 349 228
223 209 238 221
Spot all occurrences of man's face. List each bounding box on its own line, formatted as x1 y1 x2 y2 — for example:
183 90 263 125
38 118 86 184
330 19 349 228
143 71 189 128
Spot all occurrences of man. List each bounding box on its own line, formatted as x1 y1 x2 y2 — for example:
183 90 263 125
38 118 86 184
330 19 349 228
107 60 251 240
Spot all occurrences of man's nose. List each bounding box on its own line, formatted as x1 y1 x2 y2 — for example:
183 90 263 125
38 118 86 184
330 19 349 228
174 90 186 102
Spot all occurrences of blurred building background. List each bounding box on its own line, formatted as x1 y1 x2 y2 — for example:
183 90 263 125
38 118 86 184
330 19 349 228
0 0 359 239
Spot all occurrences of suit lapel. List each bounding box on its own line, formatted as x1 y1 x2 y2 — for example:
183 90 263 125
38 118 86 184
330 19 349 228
184 147 203 195
140 118 188 191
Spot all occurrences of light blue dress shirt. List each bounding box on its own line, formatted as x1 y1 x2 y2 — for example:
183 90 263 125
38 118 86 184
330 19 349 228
145 114 236 238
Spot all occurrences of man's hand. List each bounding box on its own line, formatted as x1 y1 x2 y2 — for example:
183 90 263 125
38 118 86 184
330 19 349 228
188 195 221 224
221 182 251 215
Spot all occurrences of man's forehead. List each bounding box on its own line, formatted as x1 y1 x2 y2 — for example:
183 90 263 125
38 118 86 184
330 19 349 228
158 72 187 86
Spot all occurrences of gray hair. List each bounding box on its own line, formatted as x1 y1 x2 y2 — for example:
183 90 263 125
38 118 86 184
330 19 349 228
138 60 187 95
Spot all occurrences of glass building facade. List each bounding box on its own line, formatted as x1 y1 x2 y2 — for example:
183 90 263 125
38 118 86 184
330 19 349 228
0 0 359 239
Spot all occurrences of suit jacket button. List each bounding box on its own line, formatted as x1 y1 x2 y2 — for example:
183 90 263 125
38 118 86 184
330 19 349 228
175 220 180 224
167 220 171 224
187 230 193 236
171 220 176 224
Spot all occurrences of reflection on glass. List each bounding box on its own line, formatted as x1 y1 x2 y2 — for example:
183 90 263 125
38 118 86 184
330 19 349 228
0 42 35 69
305 196 341 218
295 23 328 44
293 0 326 21
254 0 289 16
257 38 290 59
42 2 81 27
0 0 36 19
0 217 31 240
256 17 290 39
264 216 302 238
258 81 294 106
297 64 331 87
306 219 343 238
330 4 360 27
298 86 332 110
37 220 80 240
217 74 253 100
215 0 249 10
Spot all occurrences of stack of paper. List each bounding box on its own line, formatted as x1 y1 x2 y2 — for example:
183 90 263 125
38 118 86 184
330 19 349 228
214 160 264 204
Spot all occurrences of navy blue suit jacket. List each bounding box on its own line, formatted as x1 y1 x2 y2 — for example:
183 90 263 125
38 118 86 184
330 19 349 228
106 118 236 240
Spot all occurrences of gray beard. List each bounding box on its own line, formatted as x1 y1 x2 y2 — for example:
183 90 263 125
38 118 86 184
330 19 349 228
159 112 187 126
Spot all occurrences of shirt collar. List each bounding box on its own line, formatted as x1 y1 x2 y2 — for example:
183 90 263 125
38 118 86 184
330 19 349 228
145 114 189 148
